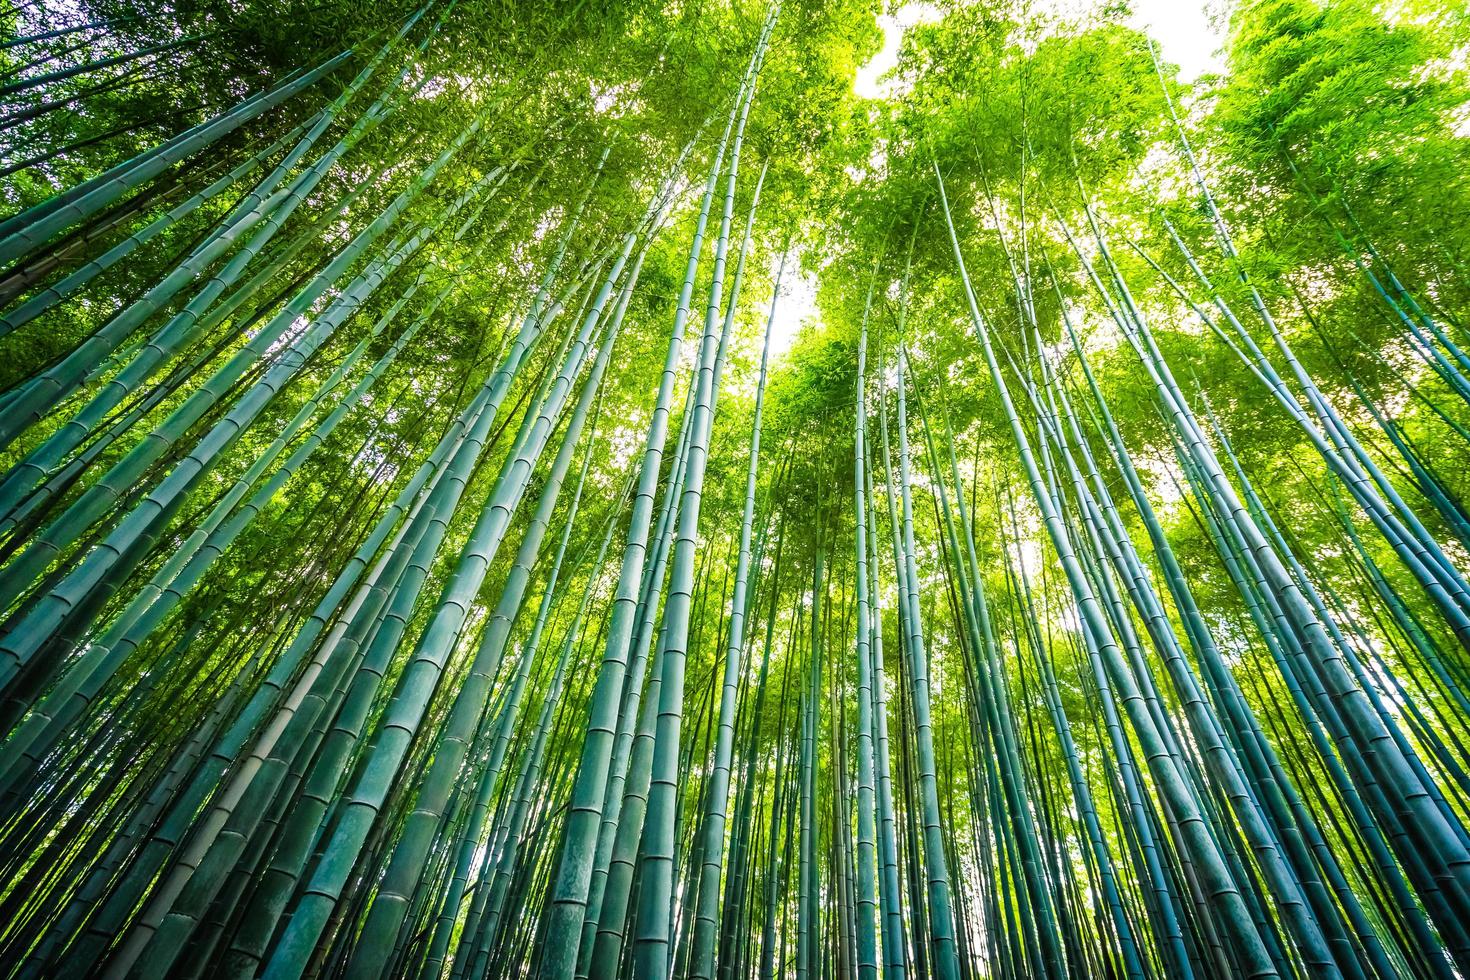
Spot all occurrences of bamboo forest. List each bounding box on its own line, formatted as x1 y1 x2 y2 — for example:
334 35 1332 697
5 0 1470 975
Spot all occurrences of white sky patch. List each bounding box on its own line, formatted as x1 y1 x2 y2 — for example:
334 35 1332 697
591 82 633 116
855 3 943 99
857 0 1226 99
766 251 818 358
1127 0 1226 80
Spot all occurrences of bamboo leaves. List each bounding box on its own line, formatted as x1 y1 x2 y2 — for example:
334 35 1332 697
3 1 1470 977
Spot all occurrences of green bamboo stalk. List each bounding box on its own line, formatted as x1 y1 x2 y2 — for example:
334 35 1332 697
890 343 963 980
936 161 1280 978
634 18 773 969
687 194 777 980
538 59 759 977
343 226 643 979
0 46 354 263
850 272 880 980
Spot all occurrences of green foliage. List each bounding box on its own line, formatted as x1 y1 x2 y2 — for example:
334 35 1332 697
2 0 1470 976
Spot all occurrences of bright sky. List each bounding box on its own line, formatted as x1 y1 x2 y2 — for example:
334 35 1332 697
854 3 944 99
766 1 1224 359
764 253 817 359
856 0 1224 98
1128 0 1226 79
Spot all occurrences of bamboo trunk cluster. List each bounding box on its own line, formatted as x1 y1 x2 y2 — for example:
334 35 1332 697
2 3 1469 979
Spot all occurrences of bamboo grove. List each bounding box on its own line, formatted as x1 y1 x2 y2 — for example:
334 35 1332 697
1 0 1469 976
